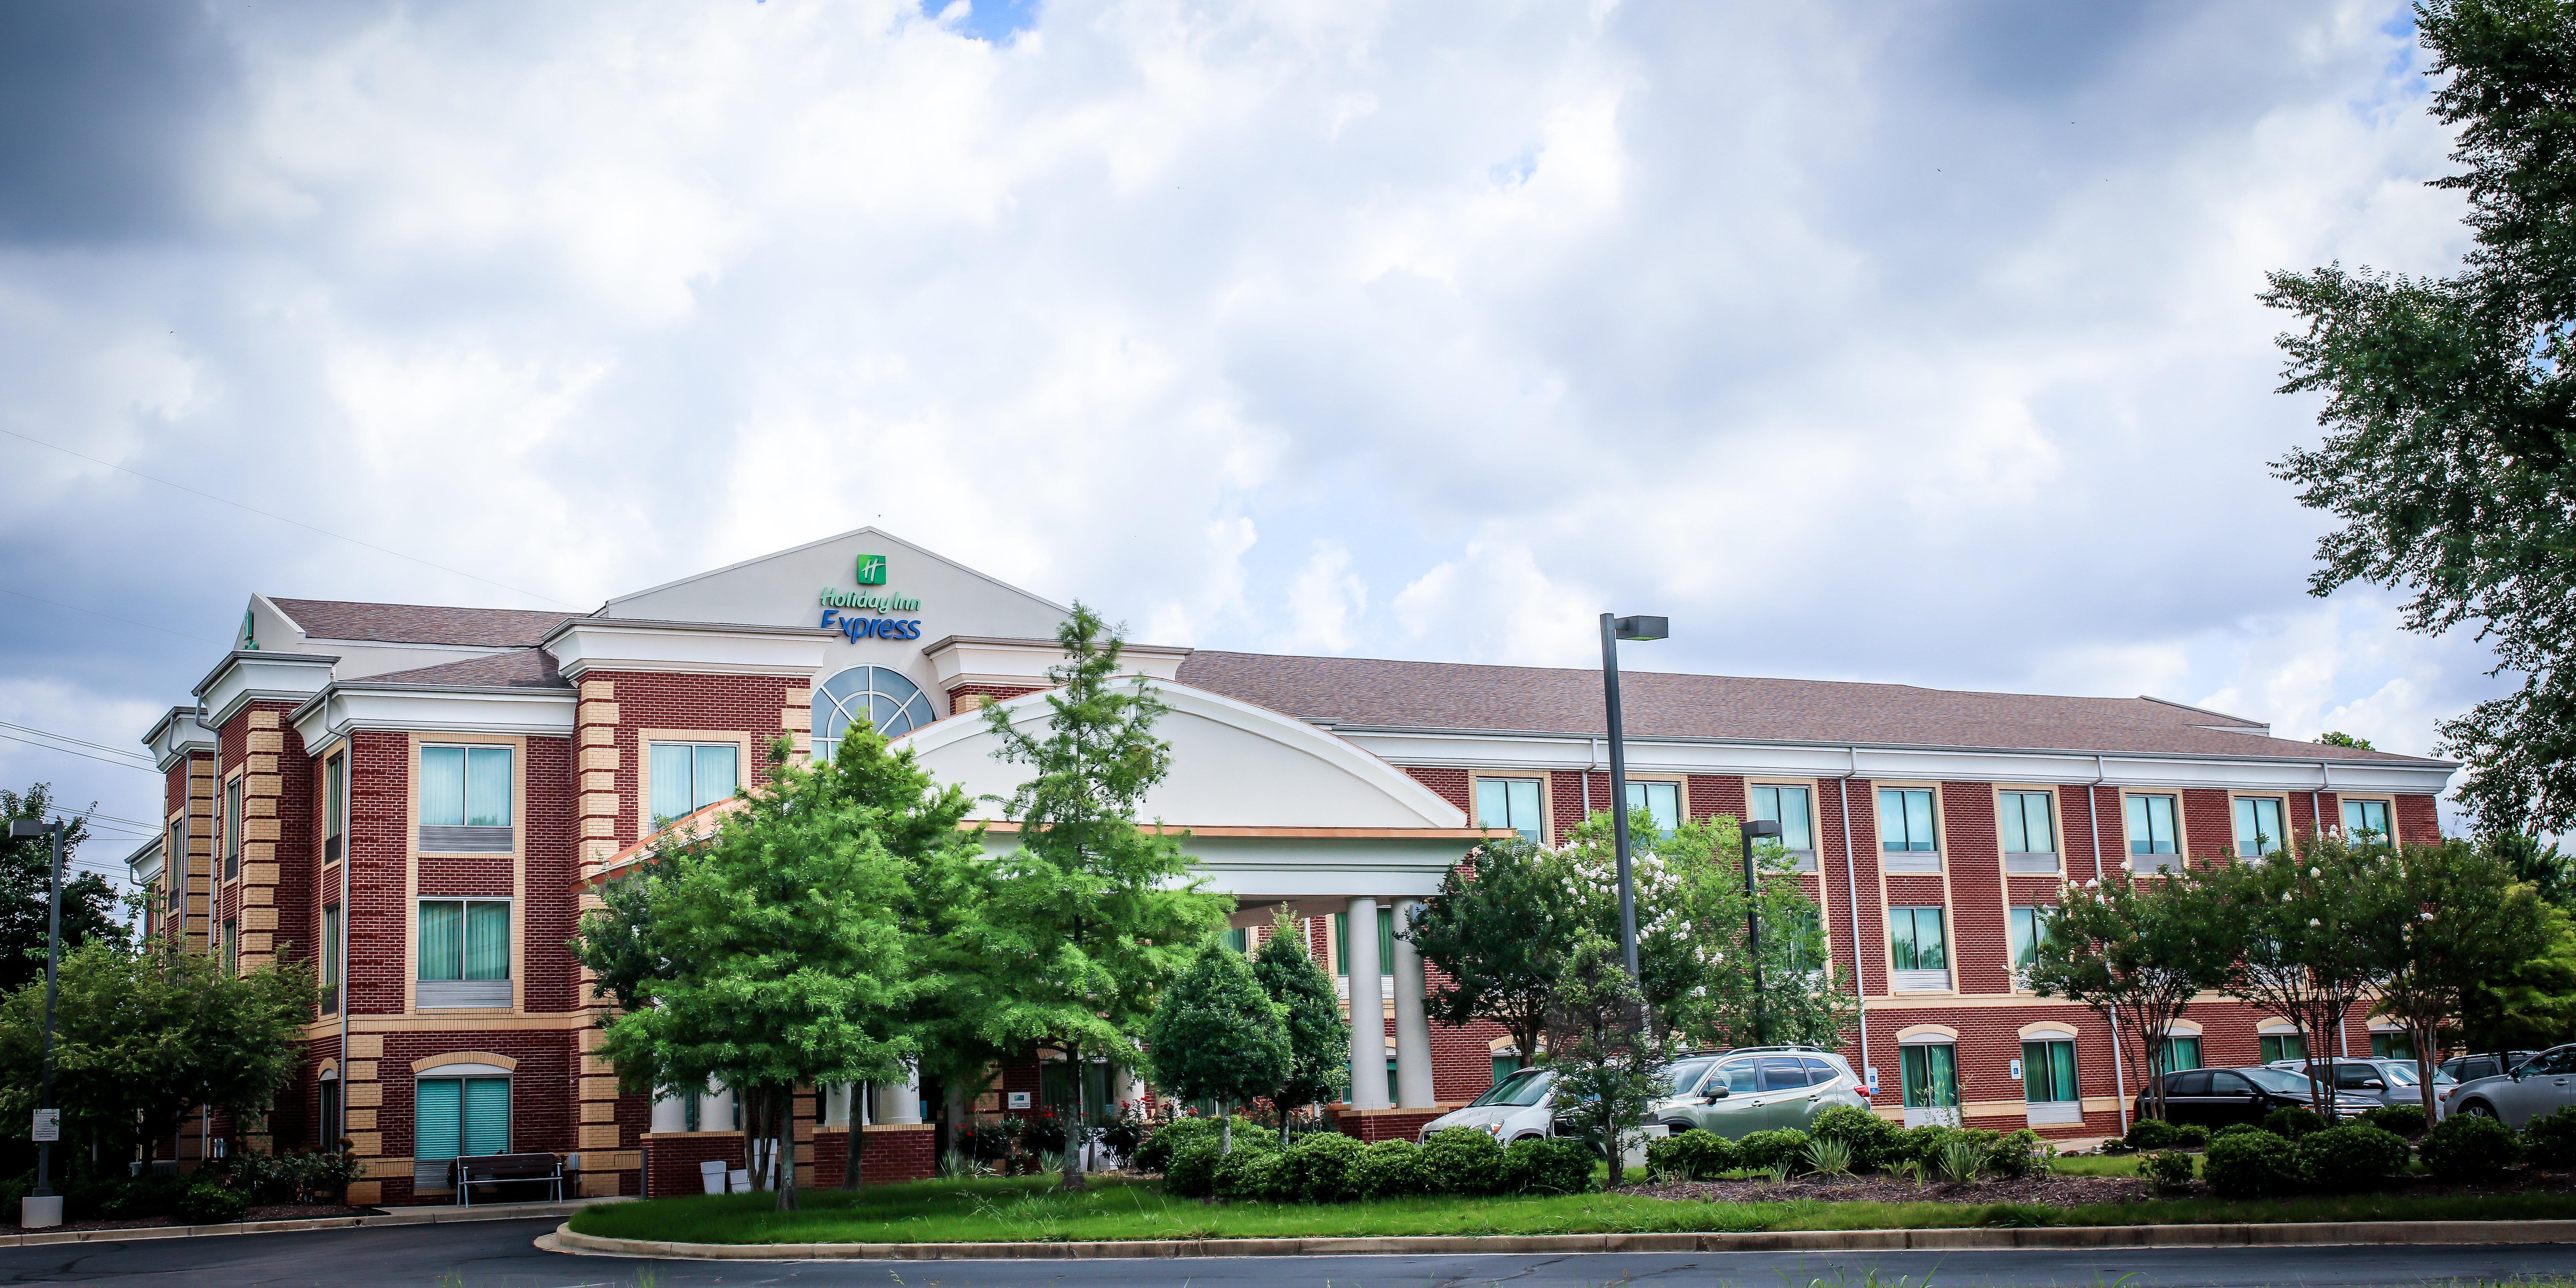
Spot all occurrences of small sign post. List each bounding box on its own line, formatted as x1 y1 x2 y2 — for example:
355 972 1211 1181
29 1109 56 1143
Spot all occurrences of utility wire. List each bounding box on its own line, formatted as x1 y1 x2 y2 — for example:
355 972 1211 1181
0 731 159 772
0 720 156 765
0 427 579 609
0 587 228 644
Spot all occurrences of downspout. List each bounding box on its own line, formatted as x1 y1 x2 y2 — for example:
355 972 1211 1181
1840 750 1868 1089
2093 755 2129 1134
2317 759 2352 1064
2314 760 2329 845
335 695 352 1153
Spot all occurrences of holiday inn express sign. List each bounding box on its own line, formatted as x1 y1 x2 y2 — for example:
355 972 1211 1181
818 554 924 641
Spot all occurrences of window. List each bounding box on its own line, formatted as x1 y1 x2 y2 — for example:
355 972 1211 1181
415 1076 510 1167
1333 908 1394 977
317 1077 341 1149
2372 1033 2415 1060
419 745 513 853
167 817 185 909
2234 797 2286 858
812 666 940 759
1878 789 1936 852
2343 798 2393 843
222 919 238 976
1999 791 2058 872
1750 785 1816 868
418 900 510 1009
1778 901 1827 974
2008 905 2054 975
324 754 345 863
1890 906 1948 973
2022 1040 2077 1103
649 742 740 824
2260 1033 2306 1064
1475 778 1545 844
682 1094 702 1132
1224 927 1248 953
1623 781 1680 833
321 905 342 1015
1492 1052 1524 1086
223 777 242 880
2125 794 2179 870
2155 1035 2202 1074
1901 1044 1959 1109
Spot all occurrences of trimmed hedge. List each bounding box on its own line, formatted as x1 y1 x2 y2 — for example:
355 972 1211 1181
1349 1140 1434 1199
1810 1104 1906 1172
2295 1124 2410 1191
1134 1115 1268 1174
1645 1128 1740 1181
2523 1106 2576 1170
2143 1150 2197 1185
1736 1128 1811 1172
2362 1104 2430 1137
2263 1106 2326 1139
2420 1114 2521 1182
1419 1127 1506 1196
2203 1131 2302 1198
1273 1132 1368 1203
1501 1136 1596 1195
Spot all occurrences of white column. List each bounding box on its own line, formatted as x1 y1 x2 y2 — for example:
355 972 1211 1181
701 1082 736 1133
1390 897 1435 1108
874 1061 923 1125
1345 896 1391 1109
649 1092 689 1134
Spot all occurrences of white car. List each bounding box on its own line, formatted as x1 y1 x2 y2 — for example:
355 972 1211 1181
2447 1043 2576 1128
1419 1066 1559 1145
2262 1057 2452 1112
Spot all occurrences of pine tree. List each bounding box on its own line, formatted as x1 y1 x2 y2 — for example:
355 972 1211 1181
1144 941 1292 1153
1251 917 1348 1145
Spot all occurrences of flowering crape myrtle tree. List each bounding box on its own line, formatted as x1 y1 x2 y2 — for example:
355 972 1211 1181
1410 837 1582 1073
967 604 1230 1190
2207 837 2394 1116
2026 868 2233 1123
2363 839 2552 1123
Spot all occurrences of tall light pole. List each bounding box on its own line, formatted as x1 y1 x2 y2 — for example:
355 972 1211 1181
9 819 66 1229
1598 613 1667 981
1740 819 1782 1045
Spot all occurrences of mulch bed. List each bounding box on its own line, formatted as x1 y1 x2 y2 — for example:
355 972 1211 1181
1625 1173 2154 1207
3 1203 376 1234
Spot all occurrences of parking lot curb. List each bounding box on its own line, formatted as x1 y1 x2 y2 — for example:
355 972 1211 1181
0 1197 630 1248
538 1218 2576 1261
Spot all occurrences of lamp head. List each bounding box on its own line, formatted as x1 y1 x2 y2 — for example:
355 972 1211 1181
9 820 56 839
1744 820 1783 839
1612 615 1669 642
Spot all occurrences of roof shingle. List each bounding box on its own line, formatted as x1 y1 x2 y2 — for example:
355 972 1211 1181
359 650 567 689
270 598 577 647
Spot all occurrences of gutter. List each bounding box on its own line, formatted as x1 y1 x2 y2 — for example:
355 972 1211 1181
2093 753 2128 1136
1840 749 1867 1088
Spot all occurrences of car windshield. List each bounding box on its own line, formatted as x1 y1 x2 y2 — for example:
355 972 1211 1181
1470 1068 1554 1108
2240 1067 2322 1096
2380 1064 2418 1086
1661 1058 1717 1095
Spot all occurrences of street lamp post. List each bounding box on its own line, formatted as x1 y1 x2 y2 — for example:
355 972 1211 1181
9 819 66 1229
1740 819 1782 1045
1597 613 1667 981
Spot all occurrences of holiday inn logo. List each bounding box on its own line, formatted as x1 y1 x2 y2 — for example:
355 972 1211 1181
855 554 887 585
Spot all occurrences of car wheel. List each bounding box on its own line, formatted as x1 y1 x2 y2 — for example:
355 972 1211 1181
2457 1100 2497 1119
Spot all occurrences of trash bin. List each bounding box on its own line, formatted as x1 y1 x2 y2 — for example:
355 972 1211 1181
728 1168 751 1193
699 1159 727 1195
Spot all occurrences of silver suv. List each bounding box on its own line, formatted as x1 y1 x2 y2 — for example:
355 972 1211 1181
2448 1043 2576 1128
2264 1058 2452 1111
1652 1046 1871 1140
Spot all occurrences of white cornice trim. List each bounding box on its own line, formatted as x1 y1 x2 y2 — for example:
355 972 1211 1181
542 618 835 681
292 686 576 747
142 705 217 772
196 652 339 728
922 635 1188 692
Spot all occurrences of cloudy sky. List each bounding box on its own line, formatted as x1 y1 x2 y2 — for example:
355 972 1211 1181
0 0 2500 873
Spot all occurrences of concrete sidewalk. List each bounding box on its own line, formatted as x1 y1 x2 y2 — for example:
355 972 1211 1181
1 1195 629 1248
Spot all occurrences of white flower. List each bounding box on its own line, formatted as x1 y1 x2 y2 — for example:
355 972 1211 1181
2309 919 2322 928
2309 868 2323 879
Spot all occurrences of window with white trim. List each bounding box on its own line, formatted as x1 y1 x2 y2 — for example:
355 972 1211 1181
414 1072 510 1190
1475 778 1545 844
417 899 510 1009
1622 780 1680 833
1890 906 1949 990
649 741 740 825
2234 796 2287 858
223 776 242 881
2008 904 2054 980
2125 794 2180 872
1751 784 1817 870
1999 790 2059 872
419 745 513 853
2343 798 2393 844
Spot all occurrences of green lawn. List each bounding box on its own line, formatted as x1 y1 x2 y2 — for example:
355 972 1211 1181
567 1176 2576 1246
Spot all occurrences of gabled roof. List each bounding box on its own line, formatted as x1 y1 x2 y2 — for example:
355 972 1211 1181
1175 651 2449 765
359 650 569 690
269 598 580 647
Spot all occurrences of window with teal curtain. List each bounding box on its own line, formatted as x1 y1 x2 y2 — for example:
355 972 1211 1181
2343 798 2392 842
1751 785 1815 852
2021 1040 2078 1103
463 747 511 826
2260 1034 2307 1064
1330 912 1393 975
2235 797 2287 857
650 742 739 823
462 1077 510 1156
418 902 462 981
2372 1033 2414 1059
2126 795 2179 855
1999 792 2055 854
415 1079 463 1160
1878 789 1936 851
420 748 466 826
1474 778 1545 843
1622 781 1680 833
2007 905 2053 971
649 743 694 822
1890 907 1947 970
2156 1036 2202 1073
321 905 342 1013
1224 927 1248 953
463 903 509 980
1901 1044 1959 1107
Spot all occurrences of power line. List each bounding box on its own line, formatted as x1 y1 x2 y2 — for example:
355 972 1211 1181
0 720 155 765
0 587 228 644
0 731 158 772
0 427 579 609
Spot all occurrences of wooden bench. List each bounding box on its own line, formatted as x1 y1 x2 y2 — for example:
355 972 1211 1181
452 1152 565 1206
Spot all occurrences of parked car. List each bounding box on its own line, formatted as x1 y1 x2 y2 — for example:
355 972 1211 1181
2263 1057 2453 1110
1419 1065 1558 1145
1651 1045 1871 1140
2440 1051 2539 1084
2135 1066 2380 1128
2445 1044 2576 1128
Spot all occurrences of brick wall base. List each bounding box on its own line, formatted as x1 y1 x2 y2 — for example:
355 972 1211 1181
1332 1107 1458 1143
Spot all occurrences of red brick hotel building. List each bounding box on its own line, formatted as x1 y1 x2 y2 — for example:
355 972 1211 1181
123 529 2452 1201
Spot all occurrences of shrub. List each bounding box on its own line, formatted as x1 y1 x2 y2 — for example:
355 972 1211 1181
1349 1140 1434 1199
1165 1140 1223 1198
2124 1119 2182 1150
1419 1127 1506 1196
1983 1129 2050 1180
1211 1146 1282 1201
2211 1123 2272 1140
1809 1104 1906 1172
2294 1123 2411 1191
98 1174 192 1219
2143 1150 2196 1185
1646 1128 1740 1181
2262 1106 2326 1139
1132 1115 1266 1173
2171 1123 2211 1148
2522 1106 2576 1169
174 1184 250 1225
2420 1114 2521 1182
1736 1128 1812 1173
1274 1131 1368 1203
1933 1136 1984 1183
2202 1131 2303 1199
2364 1105 2430 1137
1501 1136 1596 1195
1804 1136 1856 1177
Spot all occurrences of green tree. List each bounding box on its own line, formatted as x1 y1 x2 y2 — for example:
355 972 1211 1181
2206 837 2394 1114
2026 868 2235 1122
2361 839 2553 1121
2316 732 2375 751
0 785 124 992
1542 929 1670 1187
2487 830 2576 908
0 940 313 1166
2457 897 2576 1055
584 732 927 1212
1409 836 1580 1069
1143 942 1291 1154
2261 0 2576 836
1250 916 1349 1146
966 604 1230 1188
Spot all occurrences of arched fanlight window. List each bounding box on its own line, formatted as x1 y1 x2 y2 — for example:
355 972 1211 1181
812 666 940 759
